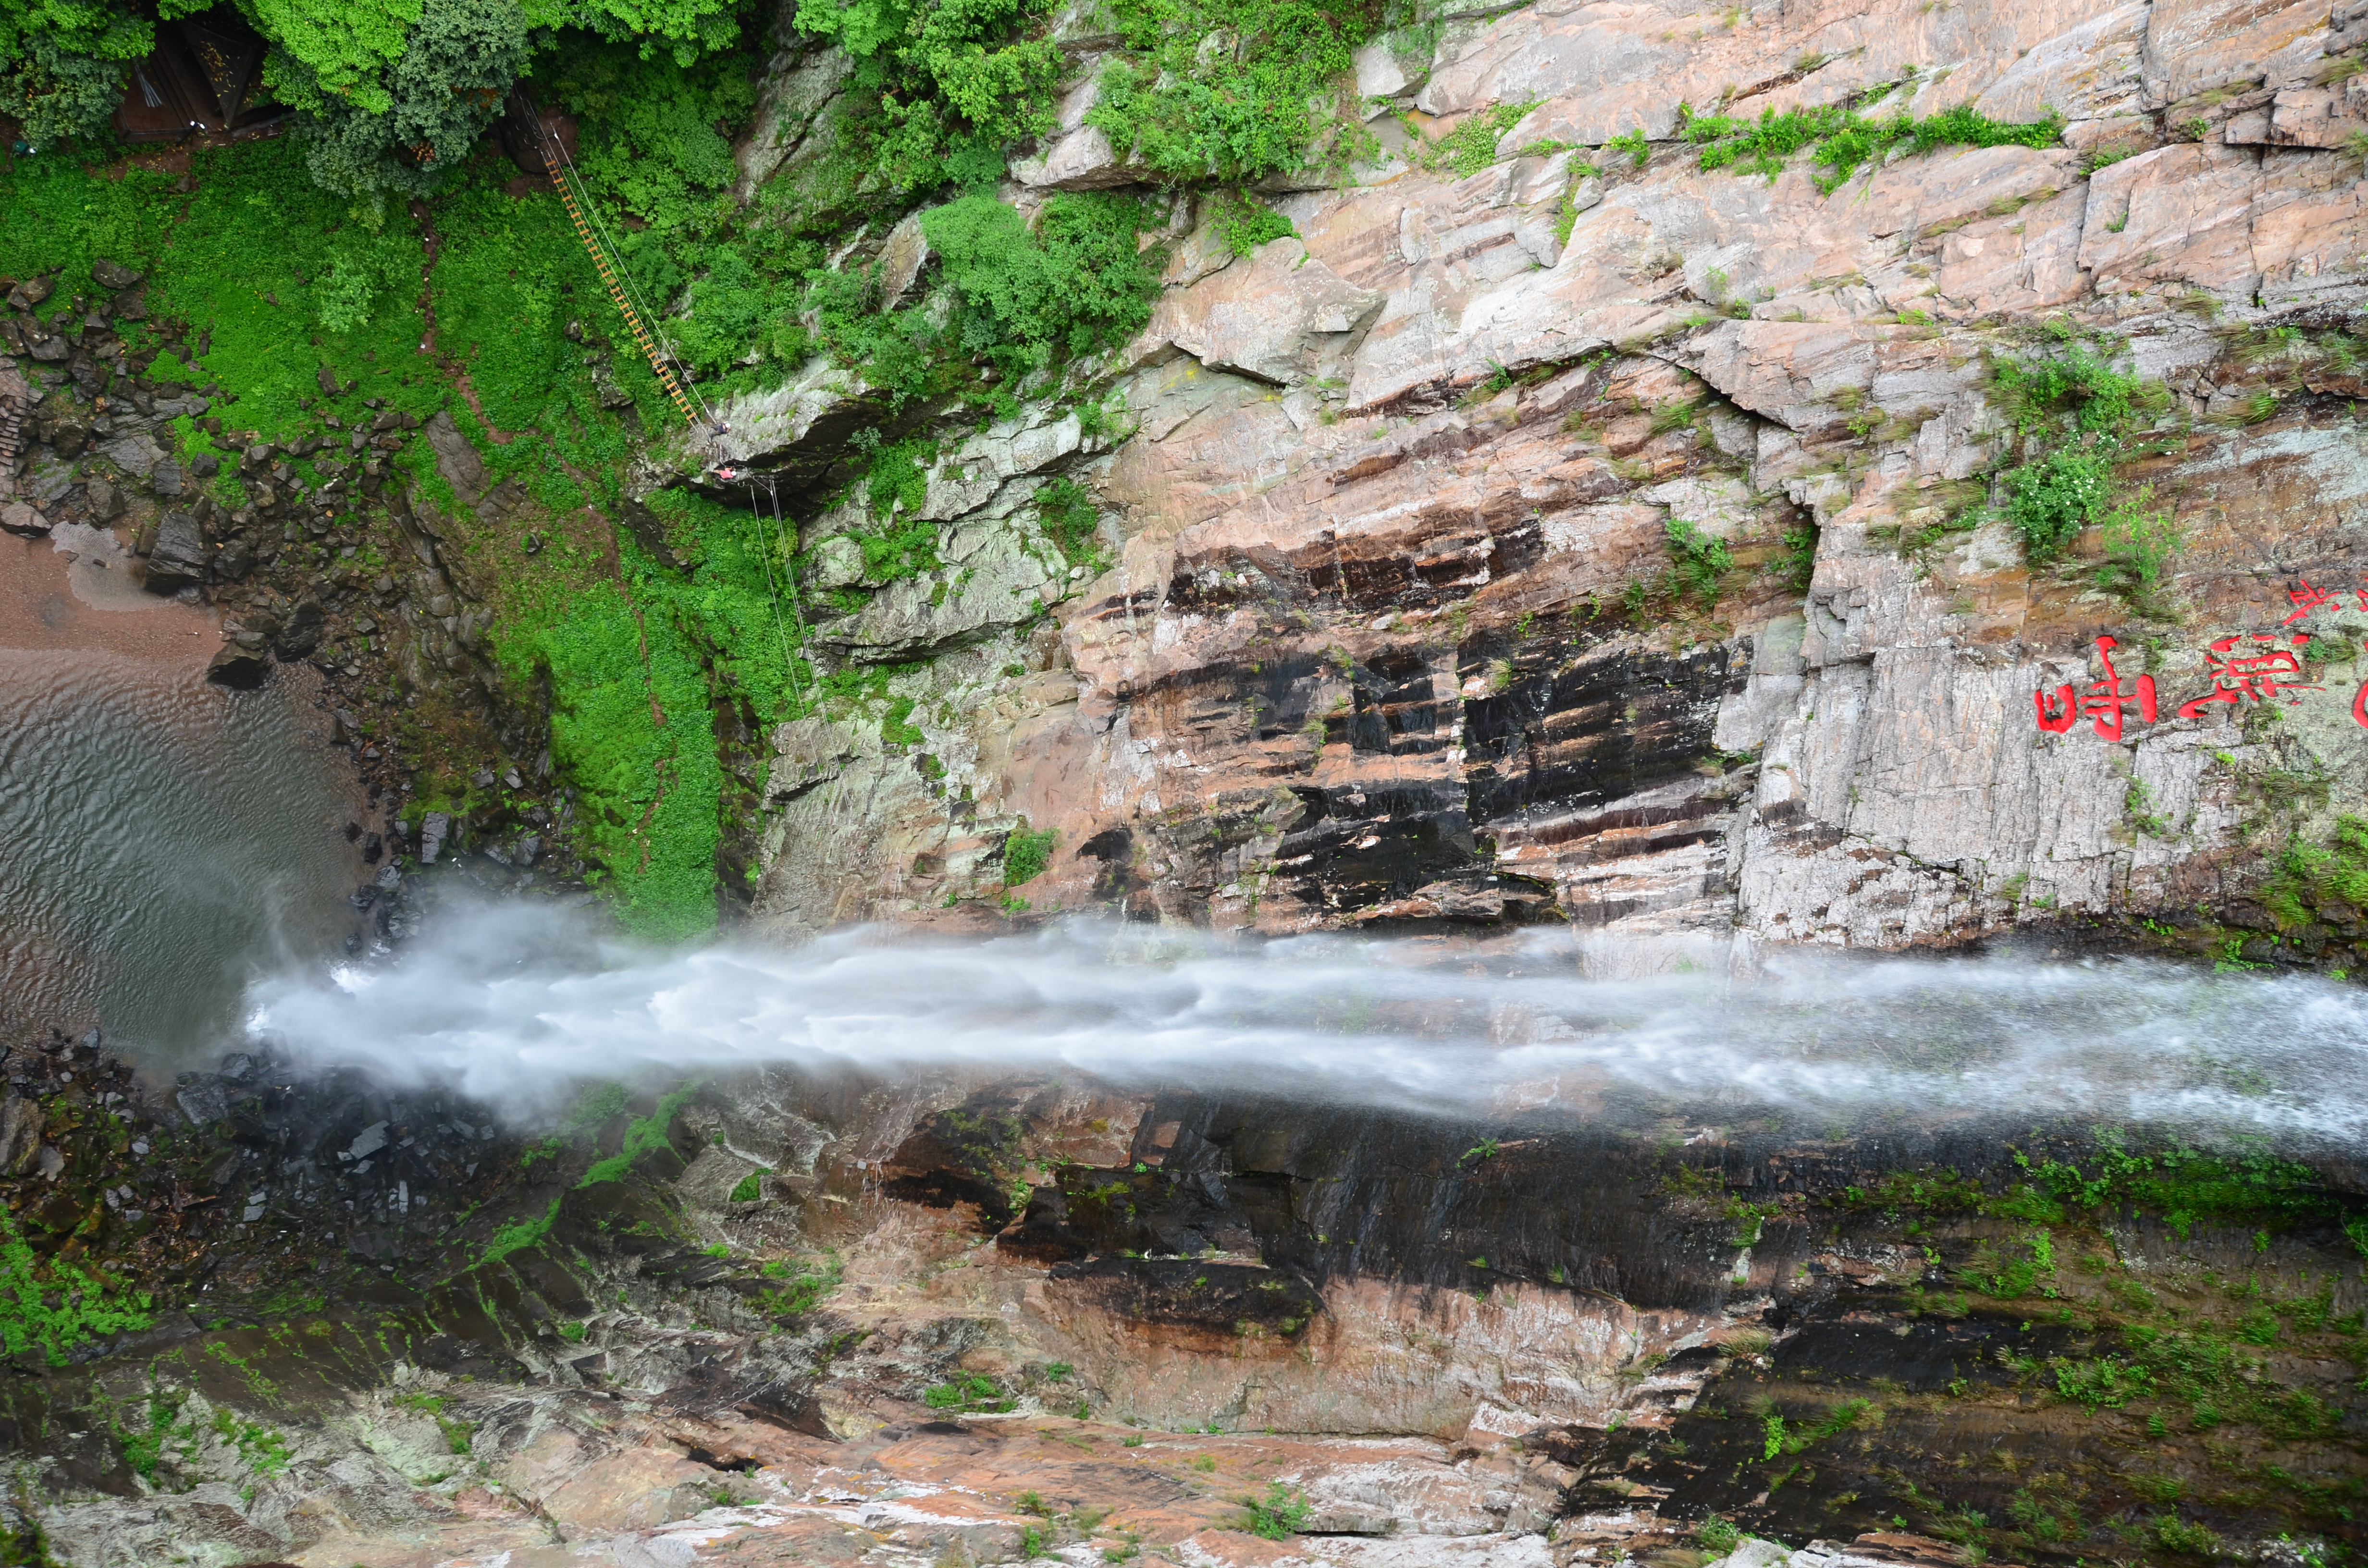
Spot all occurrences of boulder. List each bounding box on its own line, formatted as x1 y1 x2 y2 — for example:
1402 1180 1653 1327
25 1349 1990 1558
274 598 325 658
205 643 269 688
422 409 486 498
1140 236 1384 386
90 258 142 290
0 1099 42 1177
877 210 932 312
0 502 47 537
142 510 208 593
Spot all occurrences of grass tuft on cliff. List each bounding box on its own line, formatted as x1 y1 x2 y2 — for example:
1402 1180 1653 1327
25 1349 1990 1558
1680 98 2062 194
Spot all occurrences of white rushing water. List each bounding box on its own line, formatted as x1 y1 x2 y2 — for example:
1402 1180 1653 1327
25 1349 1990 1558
244 900 2368 1144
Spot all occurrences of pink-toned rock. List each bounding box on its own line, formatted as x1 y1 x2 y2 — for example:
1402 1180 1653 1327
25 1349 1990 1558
2141 0 2327 105
2225 82 2368 147
1970 0 2148 122
535 1447 724 1531
1936 185 2088 316
1858 144 2078 238
2076 143 2267 293
1140 237 1383 387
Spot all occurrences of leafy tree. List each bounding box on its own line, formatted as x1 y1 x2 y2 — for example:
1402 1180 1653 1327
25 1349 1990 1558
270 0 530 200
921 189 1159 376
0 0 154 144
793 0 1066 193
1086 0 1372 184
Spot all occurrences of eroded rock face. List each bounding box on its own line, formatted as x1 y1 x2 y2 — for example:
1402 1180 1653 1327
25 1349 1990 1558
12 1060 2360 1568
732 0 2368 967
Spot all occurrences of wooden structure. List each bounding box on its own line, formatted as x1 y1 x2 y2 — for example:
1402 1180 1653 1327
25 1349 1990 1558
112 8 284 143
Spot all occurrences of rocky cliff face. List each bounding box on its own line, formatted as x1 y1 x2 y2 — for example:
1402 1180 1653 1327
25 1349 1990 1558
723 0 2368 970
7 1050 2361 1568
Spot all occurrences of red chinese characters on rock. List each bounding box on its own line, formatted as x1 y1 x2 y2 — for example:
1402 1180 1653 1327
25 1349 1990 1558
2035 636 2156 740
2174 632 2323 719
2034 582 2368 736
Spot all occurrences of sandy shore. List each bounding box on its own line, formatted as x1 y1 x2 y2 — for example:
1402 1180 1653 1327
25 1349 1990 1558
0 523 222 666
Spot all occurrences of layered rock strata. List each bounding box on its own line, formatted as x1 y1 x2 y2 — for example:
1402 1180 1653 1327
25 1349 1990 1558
692 0 2368 970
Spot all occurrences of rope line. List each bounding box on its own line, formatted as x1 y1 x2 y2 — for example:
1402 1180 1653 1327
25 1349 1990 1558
765 478 816 714
741 477 805 713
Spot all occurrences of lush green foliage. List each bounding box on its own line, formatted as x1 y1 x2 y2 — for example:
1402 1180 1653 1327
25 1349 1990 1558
1002 824 1056 885
1999 1130 2335 1237
580 1080 702 1185
1681 98 2061 193
1241 1482 1312 1540
1761 1396 1875 1459
1036 474 1105 568
1088 0 1372 183
2094 484 2183 613
1838 1130 2356 1244
795 0 1065 193
1988 340 2167 566
0 1207 152 1366
480 1195 563 1264
924 190 1162 375
539 34 760 344
729 1171 764 1201
0 0 150 143
756 1252 840 1314
1412 99 1536 178
1209 188 1295 257
1664 518 1732 606
924 1372 1015 1410
2263 816 2368 927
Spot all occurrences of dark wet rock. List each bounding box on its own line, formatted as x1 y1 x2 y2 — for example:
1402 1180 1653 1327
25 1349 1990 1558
143 510 209 593
204 644 269 688
0 1099 42 1177
274 599 325 658
90 259 141 290
363 832 384 864
150 457 184 497
174 1081 229 1128
419 811 450 864
514 835 541 867
82 478 121 520
214 539 253 579
0 502 48 537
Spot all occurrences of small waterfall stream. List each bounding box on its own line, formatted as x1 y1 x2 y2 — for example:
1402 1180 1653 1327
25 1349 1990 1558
242 900 2368 1145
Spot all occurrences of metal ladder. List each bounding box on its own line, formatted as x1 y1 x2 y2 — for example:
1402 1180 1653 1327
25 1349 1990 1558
520 99 700 430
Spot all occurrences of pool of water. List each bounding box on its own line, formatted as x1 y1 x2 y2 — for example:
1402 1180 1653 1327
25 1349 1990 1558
0 649 358 1070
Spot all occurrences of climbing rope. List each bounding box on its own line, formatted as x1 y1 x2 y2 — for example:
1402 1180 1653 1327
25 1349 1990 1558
512 89 724 439
741 475 809 714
